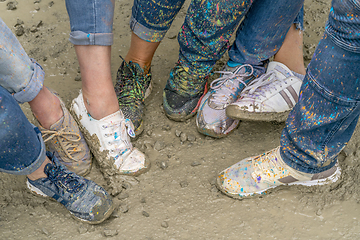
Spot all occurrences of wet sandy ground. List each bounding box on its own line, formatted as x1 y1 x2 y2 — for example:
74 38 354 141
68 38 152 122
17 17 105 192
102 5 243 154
2 0 360 239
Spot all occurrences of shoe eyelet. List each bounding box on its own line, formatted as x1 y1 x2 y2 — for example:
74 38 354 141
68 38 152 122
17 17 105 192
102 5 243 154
108 141 112 145
102 125 106 130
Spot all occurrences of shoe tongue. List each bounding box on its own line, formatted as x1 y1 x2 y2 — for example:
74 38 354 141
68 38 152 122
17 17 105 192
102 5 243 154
49 116 65 131
99 110 124 122
266 61 294 81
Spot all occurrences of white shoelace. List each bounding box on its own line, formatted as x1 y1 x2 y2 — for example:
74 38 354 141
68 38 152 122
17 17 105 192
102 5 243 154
210 64 253 105
102 118 135 161
243 70 288 97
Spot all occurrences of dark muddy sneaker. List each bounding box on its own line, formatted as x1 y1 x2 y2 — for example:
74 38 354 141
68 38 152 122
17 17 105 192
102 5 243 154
114 60 152 137
26 152 115 224
216 147 341 199
163 62 209 121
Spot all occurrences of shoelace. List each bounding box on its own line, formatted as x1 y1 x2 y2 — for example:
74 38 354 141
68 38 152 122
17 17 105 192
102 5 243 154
210 64 253 105
117 62 145 105
251 148 284 182
45 158 83 194
42 128 82 162
102 118 135 161
242 70 287 96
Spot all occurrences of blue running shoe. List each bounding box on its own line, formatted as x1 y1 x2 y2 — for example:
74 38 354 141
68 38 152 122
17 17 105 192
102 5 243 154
27 152 115 224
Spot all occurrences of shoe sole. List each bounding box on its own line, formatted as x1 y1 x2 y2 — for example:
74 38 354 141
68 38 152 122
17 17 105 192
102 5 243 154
164 84 209 122
26 179 116 224
69 106 150 176
226 105 290 122
216 163 342 199
196 119 240 138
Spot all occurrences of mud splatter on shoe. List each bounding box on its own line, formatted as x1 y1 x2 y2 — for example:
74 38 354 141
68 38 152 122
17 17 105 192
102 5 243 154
35 89 91 176
217 147 341 199
27 152 115 224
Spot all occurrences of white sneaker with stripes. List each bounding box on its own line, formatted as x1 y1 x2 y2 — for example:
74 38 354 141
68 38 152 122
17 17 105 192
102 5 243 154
226 61 302 122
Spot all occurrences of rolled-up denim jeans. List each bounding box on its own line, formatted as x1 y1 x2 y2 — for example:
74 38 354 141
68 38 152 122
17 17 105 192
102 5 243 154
280 0 360 174
0 86 46 175
177 0 304 78
65 0 114 45
131 0 303 78
0 18 45 104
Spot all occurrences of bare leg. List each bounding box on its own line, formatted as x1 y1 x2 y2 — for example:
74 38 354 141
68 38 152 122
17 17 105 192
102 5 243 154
273 24 306 75
29 87 63 129
27 157 51 180
124 32 161 73
75 45 119 120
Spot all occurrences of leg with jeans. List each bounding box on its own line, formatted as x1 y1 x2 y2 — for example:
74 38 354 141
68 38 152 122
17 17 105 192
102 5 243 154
216 0 359 199
0 18 91 175
114 0 186 135
197 8 306 138
163 0 304 121
0 86 115 224
65 0 149 176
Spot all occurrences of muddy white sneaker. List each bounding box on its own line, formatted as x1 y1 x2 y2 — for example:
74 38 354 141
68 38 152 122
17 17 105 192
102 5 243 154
226 61 302 122
196 64 253 138
70 90 150 176
216 147 341 199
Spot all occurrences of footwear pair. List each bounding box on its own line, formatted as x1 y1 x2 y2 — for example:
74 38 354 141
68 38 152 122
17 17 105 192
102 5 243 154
162 61 303 138
216 147 341 198
27 152 115 224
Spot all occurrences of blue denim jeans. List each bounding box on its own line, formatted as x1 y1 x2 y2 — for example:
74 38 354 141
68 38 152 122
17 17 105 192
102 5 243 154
280 0 360 174
0 18 47 175
66 0 303 78
0 18 45 104
65 0 114 46
0 86 46 175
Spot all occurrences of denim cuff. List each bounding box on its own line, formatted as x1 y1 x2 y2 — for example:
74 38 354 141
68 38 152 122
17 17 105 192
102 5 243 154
1 126 46 175
69 31 114 46
130 15 166 43
293 6 304 31
13 59 44 104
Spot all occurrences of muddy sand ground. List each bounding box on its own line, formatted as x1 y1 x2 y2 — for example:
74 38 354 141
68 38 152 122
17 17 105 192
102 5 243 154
2 0 360 239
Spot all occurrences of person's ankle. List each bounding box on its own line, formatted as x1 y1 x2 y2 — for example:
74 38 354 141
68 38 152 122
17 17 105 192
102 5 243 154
27 157 51 181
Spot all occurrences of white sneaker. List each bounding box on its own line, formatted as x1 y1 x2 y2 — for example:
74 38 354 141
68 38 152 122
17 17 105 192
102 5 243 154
70 90 150 176
226 61 302 122
196 64 254 138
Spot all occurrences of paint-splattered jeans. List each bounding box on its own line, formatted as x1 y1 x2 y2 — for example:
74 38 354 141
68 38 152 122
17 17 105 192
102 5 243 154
0 18 45 104
65 0 303 78
0 18 46 175
280 0 360 174
0 85 46 175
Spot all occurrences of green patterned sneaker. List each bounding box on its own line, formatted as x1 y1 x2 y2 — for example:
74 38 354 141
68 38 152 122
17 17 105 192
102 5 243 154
216 147 341 199
114 60 152 136
163 62 209 121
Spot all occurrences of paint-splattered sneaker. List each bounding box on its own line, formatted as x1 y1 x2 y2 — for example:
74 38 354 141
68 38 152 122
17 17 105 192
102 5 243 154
27 152 115 224
71 90 150 176
35 90 91 176
163 62 209 121
196 64 253 138
216 147 341 199
114 60 152 137
226 61 302 122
